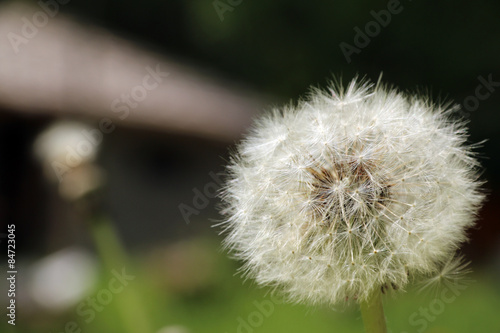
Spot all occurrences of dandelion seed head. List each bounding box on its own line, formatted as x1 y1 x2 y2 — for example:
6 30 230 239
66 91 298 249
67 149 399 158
219 78 484 305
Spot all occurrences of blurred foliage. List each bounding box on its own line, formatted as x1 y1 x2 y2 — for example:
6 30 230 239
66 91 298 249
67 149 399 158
3 237 500 333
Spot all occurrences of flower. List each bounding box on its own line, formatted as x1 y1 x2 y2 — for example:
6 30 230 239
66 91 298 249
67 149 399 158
219 78 484 305
33 120 104 199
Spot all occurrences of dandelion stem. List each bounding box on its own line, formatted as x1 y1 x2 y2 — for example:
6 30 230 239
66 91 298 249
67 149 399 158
360 288 387 333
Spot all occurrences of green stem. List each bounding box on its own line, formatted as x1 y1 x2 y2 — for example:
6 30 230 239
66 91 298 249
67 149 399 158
90 216 153 333
359 288 387 333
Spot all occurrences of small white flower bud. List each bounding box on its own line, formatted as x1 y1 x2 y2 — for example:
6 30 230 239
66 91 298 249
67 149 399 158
219 78 484 305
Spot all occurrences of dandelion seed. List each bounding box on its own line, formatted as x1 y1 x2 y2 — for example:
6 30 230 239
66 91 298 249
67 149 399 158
418 255 473 295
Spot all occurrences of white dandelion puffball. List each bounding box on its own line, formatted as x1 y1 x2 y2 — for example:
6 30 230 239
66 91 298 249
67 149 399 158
220 78 484 306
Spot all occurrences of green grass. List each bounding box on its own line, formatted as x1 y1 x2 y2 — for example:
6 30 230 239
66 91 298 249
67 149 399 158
5 238 500 333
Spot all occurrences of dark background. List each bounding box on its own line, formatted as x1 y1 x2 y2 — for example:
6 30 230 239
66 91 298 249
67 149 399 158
56 0 499 184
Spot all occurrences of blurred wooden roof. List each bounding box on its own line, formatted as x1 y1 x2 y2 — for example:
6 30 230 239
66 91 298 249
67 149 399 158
0 3 263 141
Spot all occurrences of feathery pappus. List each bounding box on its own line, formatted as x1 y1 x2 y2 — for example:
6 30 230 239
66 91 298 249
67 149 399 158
218 78 484 306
